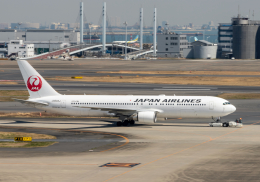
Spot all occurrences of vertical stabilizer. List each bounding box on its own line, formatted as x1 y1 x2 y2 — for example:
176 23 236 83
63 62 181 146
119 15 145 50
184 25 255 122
17 60 60 98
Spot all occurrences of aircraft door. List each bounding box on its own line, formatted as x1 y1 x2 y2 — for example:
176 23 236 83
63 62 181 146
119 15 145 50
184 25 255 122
209 101 214 110
61 100 66 108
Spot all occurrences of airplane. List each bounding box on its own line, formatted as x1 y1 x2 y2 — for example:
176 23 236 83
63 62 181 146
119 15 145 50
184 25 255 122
112 35 139 44
15 60 236 126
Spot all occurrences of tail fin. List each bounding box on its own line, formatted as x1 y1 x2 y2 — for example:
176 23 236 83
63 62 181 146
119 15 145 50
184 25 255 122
134 35 139 41
17 60 60 98
194 37 198 41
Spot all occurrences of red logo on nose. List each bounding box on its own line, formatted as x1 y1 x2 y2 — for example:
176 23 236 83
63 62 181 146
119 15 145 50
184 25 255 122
27 76 42 92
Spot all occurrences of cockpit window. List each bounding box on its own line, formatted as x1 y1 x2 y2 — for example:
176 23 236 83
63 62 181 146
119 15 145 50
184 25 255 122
223 102 231 105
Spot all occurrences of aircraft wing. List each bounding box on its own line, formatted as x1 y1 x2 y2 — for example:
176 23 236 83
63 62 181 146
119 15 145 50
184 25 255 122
73 106 162 116
14 99 49 107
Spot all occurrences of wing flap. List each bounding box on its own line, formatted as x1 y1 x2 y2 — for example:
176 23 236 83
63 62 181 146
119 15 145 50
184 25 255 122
73 106 163 116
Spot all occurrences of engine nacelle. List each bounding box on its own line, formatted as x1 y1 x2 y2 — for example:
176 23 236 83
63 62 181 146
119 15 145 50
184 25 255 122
133 111 157 123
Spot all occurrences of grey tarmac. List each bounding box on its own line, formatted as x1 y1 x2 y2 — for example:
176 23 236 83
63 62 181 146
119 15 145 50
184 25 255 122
0 99 260 181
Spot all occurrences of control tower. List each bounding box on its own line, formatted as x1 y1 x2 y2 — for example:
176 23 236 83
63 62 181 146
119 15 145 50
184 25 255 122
232 14 260 59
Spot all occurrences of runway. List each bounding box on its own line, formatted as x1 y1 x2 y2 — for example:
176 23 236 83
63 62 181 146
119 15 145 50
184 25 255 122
2 81 260 96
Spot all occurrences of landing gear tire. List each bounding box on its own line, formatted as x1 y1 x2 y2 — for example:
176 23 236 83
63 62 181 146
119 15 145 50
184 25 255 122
122 120 129 126
129 120 135 125
117 121 122 126
223 122 229 127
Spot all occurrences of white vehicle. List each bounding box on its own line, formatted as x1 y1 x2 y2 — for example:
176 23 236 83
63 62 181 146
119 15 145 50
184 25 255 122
209 122 222 127
209 121 243 128
15 60 236 126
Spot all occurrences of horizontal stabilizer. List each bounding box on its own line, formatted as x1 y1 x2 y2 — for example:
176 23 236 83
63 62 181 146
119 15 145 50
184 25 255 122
14 99 49 107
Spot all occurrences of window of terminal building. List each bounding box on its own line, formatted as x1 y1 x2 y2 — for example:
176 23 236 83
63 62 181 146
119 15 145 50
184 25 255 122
165 43 168 45
65 35 69 38
166 37 168 40
165 48 168 51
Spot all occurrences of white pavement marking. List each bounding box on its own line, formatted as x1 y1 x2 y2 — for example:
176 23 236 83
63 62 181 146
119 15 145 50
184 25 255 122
154 89 211 91
162 87 217 89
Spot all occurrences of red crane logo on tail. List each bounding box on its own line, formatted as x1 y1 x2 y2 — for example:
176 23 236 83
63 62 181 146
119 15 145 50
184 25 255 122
27 75 42 92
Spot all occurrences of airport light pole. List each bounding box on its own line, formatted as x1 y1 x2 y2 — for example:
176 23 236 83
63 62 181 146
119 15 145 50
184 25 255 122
140 8 143 50
123 21 127 60
153 8 157 57
202 27 205 40
49 39 52 52
80 2 84 44
102 2 106 55
89 23 92 44
189 36 194 42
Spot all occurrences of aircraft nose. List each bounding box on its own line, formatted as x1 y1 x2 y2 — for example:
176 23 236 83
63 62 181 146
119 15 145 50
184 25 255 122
231 105 236 113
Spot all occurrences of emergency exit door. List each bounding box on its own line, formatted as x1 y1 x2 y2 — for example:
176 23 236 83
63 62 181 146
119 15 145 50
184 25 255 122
61 100 66 108
209 101 214 110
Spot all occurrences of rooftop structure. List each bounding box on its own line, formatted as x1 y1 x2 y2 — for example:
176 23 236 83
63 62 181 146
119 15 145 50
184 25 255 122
191 40 218 59
8 40 34 58
0 29 80 44
157 31 190 58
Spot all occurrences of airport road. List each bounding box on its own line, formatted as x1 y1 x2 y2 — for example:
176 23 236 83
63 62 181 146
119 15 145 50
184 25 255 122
0 99 260 181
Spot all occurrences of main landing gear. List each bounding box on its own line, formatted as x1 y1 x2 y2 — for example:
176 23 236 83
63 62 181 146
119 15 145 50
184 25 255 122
116 119 135 126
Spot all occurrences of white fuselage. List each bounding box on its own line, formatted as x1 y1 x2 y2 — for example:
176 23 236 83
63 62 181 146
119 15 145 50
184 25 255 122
32 95 236 119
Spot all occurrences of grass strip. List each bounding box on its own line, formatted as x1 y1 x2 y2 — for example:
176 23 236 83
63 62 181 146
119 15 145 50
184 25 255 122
0 82 18 85
97 70 260 76
0 141 57 148
0 90 29 102
48 76 260 87
0 132 56 139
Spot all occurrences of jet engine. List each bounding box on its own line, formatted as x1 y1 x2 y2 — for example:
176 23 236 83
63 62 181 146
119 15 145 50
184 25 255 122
133 111 157 123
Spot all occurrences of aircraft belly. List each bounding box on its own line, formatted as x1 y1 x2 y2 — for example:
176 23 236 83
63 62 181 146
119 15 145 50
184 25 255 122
86 110 112 117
